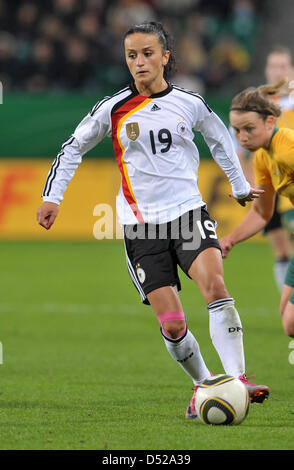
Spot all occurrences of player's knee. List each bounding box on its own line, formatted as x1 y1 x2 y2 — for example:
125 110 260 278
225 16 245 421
162 320 186 339
157 311 187 340
282 317 294 337
283 325 294 338
206 274 228 300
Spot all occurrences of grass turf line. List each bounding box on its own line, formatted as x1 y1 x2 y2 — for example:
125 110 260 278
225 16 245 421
0 241 293 450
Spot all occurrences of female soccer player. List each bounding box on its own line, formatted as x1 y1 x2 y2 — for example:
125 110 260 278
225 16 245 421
230 47 294 291
221 80 294 337
37 22 269 418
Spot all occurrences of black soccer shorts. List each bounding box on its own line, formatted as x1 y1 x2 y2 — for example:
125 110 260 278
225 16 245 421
123 206 221 305
263 194 282 234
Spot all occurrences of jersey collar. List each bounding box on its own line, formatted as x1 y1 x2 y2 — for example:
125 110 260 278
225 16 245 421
130 81 173 98
269 126 279 146
271 126 279 139
266 126 279 152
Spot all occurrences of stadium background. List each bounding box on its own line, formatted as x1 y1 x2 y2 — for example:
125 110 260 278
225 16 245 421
1 0 290 241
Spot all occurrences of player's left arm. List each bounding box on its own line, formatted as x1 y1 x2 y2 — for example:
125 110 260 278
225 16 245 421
228 186 265 207
194 103 260 203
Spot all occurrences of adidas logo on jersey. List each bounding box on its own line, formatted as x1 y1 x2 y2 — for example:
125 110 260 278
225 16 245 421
151 103 161 111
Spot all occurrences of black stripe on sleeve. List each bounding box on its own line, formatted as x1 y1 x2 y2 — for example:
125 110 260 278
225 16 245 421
173 85 212 113
90 97 111 117
90 86 131 117
42 136 75 197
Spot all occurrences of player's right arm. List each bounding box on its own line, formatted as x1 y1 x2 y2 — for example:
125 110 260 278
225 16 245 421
37 201 59 230
220 182 276 257
37 100 112 230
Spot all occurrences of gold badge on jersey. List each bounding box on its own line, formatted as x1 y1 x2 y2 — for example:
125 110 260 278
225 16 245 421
126 122 140 141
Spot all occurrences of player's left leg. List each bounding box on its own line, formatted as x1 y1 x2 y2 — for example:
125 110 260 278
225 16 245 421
188 247 245 378
281 299 294 337
188 247 270 403
280 256 294 337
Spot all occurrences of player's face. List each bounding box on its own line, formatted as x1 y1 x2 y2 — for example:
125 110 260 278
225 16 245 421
265 53 292 85
124 33 170 91
230 111 276 151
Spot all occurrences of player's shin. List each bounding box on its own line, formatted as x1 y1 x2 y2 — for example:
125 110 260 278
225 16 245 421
274 258 290 291
208 298 245 378
158 311 210 385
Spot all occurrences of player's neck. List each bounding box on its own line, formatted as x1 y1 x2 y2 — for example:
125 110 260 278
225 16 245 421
264 126 279 150
134 77 168 97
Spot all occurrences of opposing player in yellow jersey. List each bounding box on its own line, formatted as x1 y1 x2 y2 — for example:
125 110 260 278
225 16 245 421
232 47 294 291
221 80 294 337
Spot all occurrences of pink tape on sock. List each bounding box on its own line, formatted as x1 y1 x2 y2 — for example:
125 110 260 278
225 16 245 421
157 311 186 339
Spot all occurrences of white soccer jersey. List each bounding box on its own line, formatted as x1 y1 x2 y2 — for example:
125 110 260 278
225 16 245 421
42 83 250 224
278 95 294 112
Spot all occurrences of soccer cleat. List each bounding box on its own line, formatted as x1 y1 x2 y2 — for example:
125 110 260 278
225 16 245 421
239 374 270 403
185 385 199 419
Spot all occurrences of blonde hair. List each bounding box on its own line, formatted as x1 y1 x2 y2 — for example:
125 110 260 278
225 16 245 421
230 80 288 119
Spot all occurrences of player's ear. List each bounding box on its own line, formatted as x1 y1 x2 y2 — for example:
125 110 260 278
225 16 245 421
162 50 170 67
265 115 276 128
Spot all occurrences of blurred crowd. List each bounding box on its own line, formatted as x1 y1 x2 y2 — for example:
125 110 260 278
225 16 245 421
0 0 268 95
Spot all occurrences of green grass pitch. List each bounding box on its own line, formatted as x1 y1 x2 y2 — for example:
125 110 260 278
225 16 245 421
0 240 293 450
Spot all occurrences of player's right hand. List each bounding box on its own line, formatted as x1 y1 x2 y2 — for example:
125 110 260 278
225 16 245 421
37 201 59 230
219 236 235 258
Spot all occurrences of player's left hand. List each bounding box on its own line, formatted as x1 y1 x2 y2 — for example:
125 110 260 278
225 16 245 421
229 187 265 207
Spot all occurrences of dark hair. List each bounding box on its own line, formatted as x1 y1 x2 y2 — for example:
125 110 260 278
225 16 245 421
123 21 176 80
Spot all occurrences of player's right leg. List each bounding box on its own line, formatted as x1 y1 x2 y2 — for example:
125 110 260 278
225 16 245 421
147 285 211 419
266 227 291 291
123 226 211 419
263 195 291 291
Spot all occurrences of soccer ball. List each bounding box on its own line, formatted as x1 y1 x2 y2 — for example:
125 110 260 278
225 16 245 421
194 374 250 425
